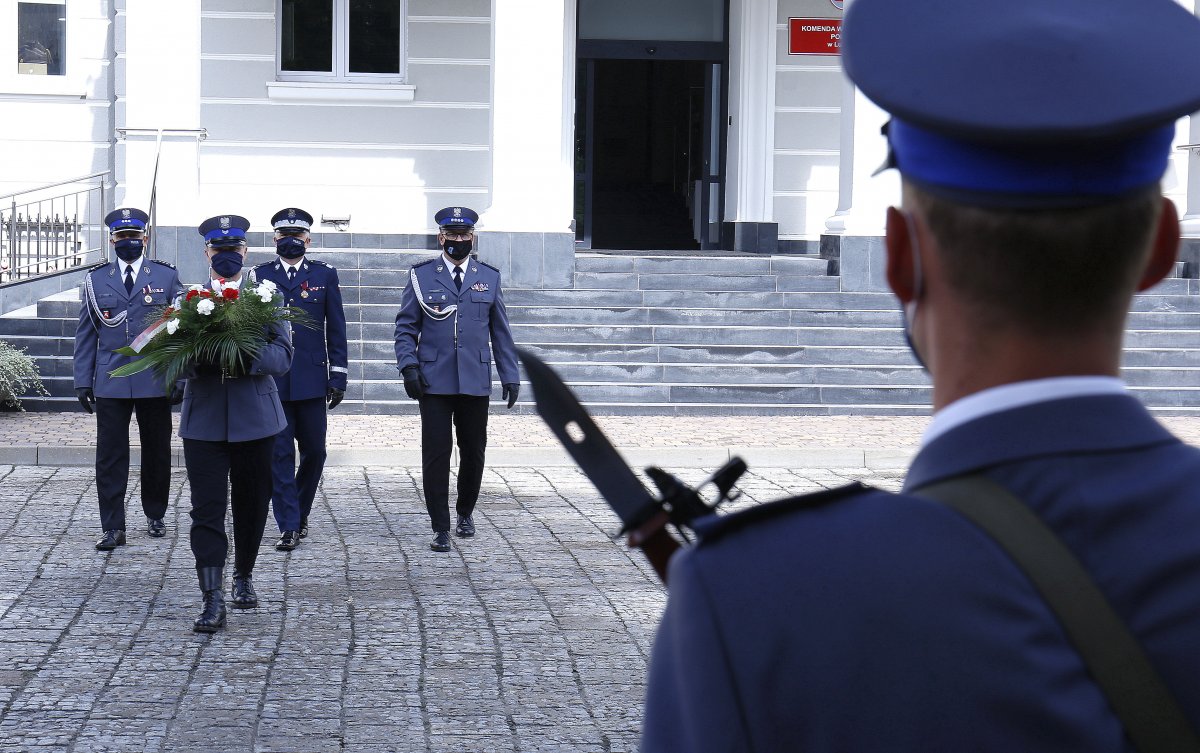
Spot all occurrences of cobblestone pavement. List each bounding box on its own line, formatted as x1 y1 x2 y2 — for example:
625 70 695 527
0 462 905 753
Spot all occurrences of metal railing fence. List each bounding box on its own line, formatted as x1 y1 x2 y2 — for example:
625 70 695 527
1 171 111 284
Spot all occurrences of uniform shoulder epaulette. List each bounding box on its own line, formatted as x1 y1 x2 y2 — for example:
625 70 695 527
477 260 500 273
413 257 436 269
86 261 108 273
308 258 331 267
148 258 176 269
692 482 870 546
253 259 273 268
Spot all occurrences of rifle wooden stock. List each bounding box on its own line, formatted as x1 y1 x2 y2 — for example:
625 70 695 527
627 510 680 584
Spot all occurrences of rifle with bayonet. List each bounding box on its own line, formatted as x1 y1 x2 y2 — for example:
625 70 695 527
519 348 746 583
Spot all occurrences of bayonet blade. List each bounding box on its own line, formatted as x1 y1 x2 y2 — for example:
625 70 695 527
518 348 659 529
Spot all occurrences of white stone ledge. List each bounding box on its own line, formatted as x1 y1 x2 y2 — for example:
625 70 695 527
266 81 416 103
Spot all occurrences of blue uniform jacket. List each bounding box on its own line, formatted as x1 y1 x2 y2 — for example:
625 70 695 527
178 279 294 443
73 259 183 399
251 257 348 400
642 394 1200 753
393 256 518 396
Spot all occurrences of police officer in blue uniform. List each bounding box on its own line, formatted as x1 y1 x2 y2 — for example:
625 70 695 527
251 207 348 551
184 214 293 633
394 207 520 553
73 207 183 551
641 1 1200 750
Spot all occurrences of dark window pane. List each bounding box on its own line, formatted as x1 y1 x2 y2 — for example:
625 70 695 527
17 3 66 76
281 0 333 72
349 0 400 74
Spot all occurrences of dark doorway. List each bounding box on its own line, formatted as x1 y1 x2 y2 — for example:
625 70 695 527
588 59 703 250
575 53 724 251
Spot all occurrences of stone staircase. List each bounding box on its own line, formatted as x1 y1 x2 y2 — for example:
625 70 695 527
4 247 1200 415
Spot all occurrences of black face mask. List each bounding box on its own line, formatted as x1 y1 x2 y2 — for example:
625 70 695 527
443 238 472 261
114 238 144 262
210 249 245 278
276 236 306 260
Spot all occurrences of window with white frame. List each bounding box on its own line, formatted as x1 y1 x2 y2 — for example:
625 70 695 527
16 0 65 76
278 0 406 83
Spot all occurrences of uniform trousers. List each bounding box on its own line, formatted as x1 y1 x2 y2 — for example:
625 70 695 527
183 436 274 576
271 397 328 532
419 394 489 533
94 396 172 532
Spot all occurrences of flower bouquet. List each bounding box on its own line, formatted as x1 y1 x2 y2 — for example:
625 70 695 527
110 278 311 387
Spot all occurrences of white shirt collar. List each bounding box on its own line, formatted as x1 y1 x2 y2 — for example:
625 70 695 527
443 253 467 271
921 376 1127 448
279 257 303 273
119 257 143 280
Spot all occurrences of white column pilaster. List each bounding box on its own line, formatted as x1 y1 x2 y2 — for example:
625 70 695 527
481 0 573 232
121 0 202 227
1180 3 1200 237
823 79 897 236
725 0 775 223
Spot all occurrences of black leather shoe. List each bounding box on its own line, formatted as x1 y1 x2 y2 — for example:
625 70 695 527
231 573 258 609
299 517 309 539
430 531 451 552
275 531 299 551
455 515 475 538
95 530 126 551
147 518 166 538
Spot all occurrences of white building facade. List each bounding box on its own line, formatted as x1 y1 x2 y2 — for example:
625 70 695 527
3 0 1200 289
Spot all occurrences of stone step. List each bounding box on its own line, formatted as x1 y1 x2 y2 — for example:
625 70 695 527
573 253 830 276
23 275 1200 315
18 337 1200 380
18 376 1200 415
339 356 1200 389
358 340 921 366
571 271 844 292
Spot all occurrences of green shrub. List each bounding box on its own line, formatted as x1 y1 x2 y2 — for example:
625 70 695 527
0 339 49 411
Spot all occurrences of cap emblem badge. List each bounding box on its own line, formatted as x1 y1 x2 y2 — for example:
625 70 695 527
219 216 231 230
121 209 131 219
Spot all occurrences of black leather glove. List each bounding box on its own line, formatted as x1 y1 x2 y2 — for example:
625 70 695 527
228 349 251 378
193 359 222 378
327 387 344 410
502 382 519 409
76 387 95 414
168 382 185 405
402 366 428 400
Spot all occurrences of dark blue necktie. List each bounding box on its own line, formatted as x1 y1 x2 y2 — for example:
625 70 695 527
453 267 463 291
124 267 134 294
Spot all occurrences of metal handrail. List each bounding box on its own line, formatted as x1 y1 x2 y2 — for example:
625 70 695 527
2 171 112 285
116 128 207 139
0 171 109 203
116 128 207 260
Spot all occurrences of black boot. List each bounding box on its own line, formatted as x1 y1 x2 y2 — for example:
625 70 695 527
231 572 258 609
193 566 226 633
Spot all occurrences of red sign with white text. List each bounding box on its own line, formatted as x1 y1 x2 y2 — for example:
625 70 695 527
789 18 841 55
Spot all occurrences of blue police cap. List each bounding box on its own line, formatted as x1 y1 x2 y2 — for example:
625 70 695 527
271 207 313 232
103 208 149 233
434 206 478 231
842 0 1200 207
197 215 251 247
